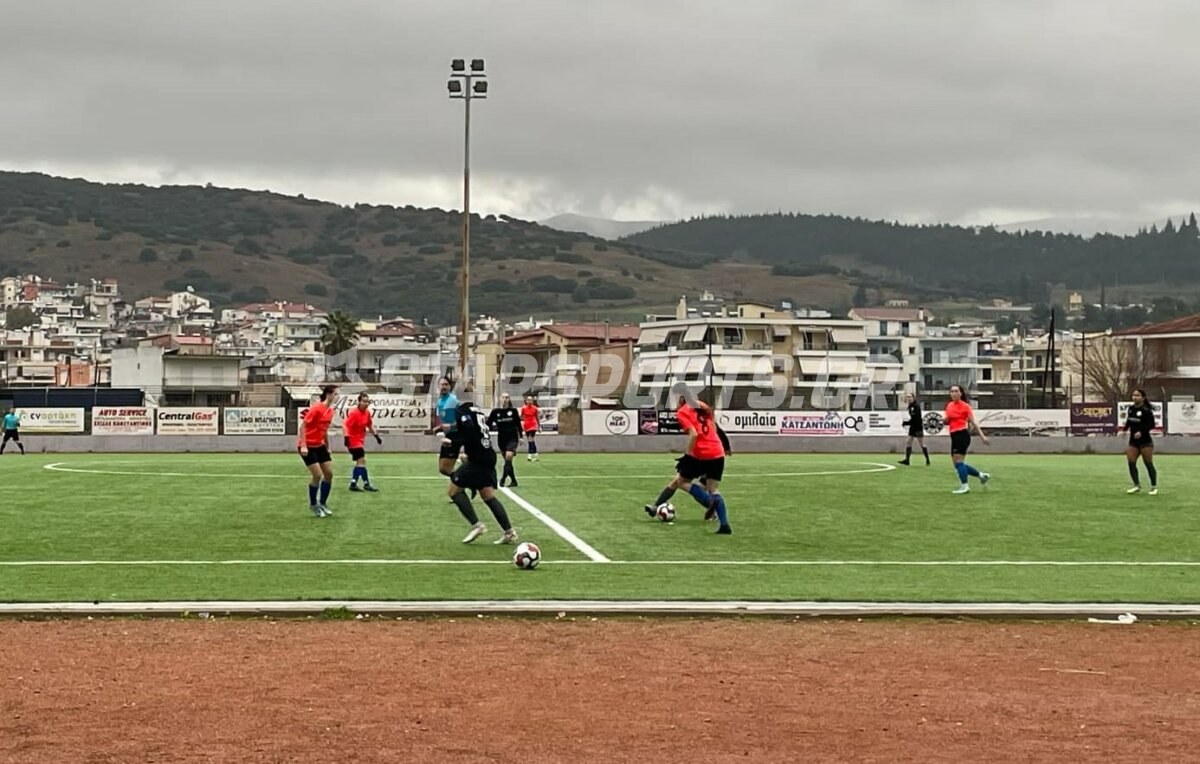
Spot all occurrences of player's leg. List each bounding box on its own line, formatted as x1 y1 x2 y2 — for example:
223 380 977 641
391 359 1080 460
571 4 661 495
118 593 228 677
1126 445 1141 492
527 431 538 461
1141 445 1158 494
0 431 9 454
358 453 377 492
448 469 486 543
900 435 913 465
500 446 518 487
917 436 930 464
302 457 325 517
318 459 334 514
13 432 22 455
478 484 517 544
646 457 692 517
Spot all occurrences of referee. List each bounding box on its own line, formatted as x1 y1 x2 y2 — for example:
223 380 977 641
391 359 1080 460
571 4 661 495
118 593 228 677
1 408 24 455
487 393 523 487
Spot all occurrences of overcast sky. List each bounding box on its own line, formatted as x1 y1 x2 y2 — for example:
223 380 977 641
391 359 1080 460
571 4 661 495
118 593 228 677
2 0 1198 226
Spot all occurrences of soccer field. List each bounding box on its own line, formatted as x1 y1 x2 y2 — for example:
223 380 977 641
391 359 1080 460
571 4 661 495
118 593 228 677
2 452 1198 603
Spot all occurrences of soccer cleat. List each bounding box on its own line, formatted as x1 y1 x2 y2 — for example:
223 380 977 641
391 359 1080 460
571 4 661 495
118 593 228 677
898 460 910 466
979 472 991 486
348 483 362 492
310 504 324 518
1126 485 1141 494
716 525 732 535
527 455 534 462
318 504 333 516
533 454 539 462
1149 487 1158 496
462 522 486 544
363 484 379 493
952 485 970 495
508 480 518 488
494 528 519 545
644 504 657 519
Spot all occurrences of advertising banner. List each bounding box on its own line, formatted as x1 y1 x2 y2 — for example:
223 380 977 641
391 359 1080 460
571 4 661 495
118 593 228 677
779 411 846 436
156 407 220 435
715 411 781 434
299 394 430 432
1071 402 1116 435
18 408 86 433
582 409 638 436
1167 401 1200 435
92 407 155 436
921 408 1070 435
638 408 659 434
1117 401 1164 433
223 407 287 435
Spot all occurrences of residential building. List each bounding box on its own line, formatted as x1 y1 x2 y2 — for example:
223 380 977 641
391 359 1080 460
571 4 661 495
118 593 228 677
482 322 642 407
352 322 441 387
1109 314 1200 399
110 345 242 406
635 308 871 409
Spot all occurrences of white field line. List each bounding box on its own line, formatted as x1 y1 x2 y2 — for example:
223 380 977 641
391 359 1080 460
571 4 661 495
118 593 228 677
2 558 1199 567
500 487 611 563
41 462 896 480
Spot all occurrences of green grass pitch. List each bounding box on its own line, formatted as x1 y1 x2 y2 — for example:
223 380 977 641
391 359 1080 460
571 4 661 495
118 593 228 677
1 452 1197 603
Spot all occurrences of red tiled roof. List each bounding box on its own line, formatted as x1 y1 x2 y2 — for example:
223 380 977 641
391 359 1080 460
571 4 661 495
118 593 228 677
850 307 927 321
503 324 641 348
1114 313 1200 336
361 327 424 338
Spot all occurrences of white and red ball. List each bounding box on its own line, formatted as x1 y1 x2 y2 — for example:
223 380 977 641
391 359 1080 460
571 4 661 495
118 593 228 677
513 541 541 570
655 502 676 523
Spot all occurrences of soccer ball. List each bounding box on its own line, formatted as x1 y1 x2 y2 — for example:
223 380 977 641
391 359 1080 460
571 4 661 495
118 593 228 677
513 541 541 570
655 502 676 523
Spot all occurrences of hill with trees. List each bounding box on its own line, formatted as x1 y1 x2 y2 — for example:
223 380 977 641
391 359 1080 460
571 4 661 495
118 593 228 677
626 212 1200 305
0 172 855 322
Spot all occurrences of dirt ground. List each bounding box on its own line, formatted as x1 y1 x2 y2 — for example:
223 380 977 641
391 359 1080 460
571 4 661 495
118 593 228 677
1 618 1196 763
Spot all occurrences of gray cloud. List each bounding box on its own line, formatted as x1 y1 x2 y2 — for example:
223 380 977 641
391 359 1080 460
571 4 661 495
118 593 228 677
2 0 1198 225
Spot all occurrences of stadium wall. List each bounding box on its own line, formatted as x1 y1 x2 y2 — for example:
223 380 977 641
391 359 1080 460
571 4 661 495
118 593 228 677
23 434 1200 454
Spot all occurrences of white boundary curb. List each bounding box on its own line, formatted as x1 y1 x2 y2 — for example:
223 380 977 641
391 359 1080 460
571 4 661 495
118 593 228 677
1 600 1198 618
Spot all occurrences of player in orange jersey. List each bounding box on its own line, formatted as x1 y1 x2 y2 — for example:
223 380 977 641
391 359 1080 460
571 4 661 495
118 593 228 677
298 384 338 516
344 391 382 493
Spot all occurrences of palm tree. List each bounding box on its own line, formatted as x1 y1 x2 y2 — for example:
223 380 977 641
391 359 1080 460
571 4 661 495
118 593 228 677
320 310 361 357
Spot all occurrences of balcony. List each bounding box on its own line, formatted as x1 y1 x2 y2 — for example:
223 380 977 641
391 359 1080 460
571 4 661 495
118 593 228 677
922 354 985 368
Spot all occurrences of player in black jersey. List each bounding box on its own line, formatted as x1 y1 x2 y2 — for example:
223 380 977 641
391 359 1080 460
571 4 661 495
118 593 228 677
899 392 930 465
445 401 519 544
1123 388 1158 495
487 393 523 487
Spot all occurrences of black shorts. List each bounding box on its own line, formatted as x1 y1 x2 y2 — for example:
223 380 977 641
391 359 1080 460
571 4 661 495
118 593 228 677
439 441 460 460
299 445 332 466
451 460 498 491
498 438 520 454
2 429 18 442
908 426 924 438
950 430 971 456
347 445 366 461
524 429 538 438
1129 436 1154 450
676 454 725 483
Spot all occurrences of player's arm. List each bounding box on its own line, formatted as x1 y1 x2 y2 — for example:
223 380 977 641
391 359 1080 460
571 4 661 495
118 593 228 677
717 425 732 456
969 413 990 444
297 411 309 452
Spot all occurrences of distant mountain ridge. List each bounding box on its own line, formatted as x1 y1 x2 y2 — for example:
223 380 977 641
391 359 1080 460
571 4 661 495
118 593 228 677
995 215 1186 237
540 213 663 239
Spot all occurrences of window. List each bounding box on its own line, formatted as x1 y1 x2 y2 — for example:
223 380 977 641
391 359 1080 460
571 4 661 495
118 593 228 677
900 321 910 336
982 368 992 381
908 346 915 355
879 320 889 336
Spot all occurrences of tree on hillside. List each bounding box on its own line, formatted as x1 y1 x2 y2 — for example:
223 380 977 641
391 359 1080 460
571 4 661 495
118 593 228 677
320 310 360 357
3 306 38 330
852 285 868 308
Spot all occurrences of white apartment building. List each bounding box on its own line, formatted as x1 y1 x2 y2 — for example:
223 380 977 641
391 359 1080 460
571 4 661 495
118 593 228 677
636 300 871 409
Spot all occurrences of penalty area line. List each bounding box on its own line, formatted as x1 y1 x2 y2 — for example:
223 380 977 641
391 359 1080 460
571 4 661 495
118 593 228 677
2 559 1197 568
499 487 611 563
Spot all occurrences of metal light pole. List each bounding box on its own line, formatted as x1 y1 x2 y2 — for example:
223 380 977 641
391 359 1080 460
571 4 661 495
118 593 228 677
448 58 488 381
